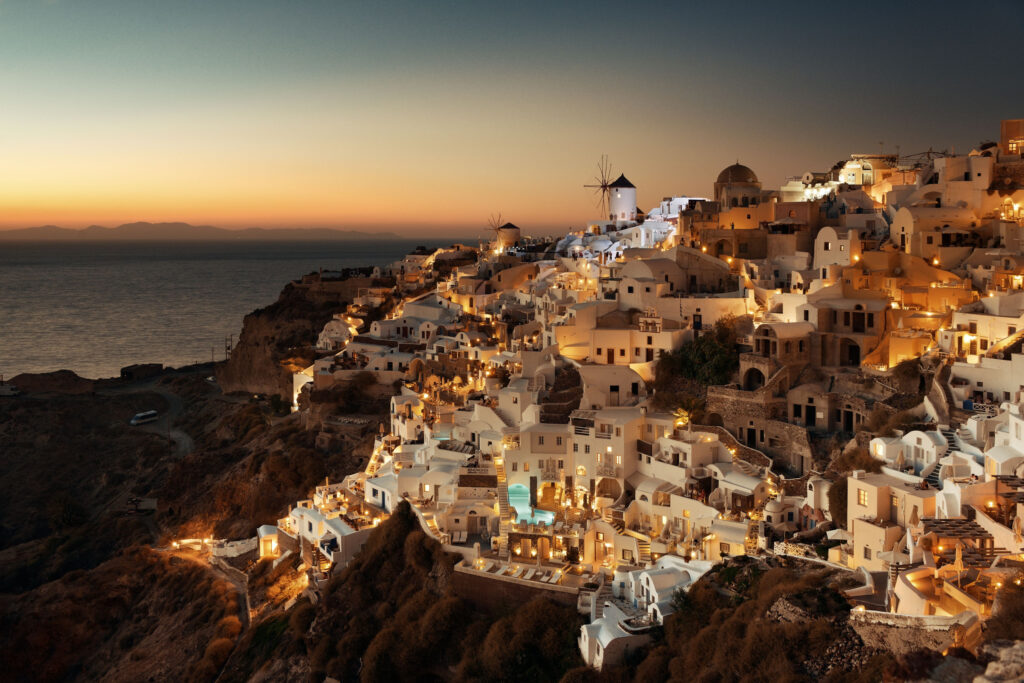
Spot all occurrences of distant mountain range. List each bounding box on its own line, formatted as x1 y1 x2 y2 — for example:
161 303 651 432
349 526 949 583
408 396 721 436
0 222 403 242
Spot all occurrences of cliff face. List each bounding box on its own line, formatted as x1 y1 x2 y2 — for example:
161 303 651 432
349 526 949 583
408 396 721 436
217 276 385 398
216 283 336 397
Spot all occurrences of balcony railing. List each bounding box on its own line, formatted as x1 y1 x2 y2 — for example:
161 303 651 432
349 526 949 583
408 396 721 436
596 463 618 478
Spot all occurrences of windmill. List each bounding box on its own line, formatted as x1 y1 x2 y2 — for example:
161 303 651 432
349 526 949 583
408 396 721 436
485 212 504 252
583 154 614 220
487 211 504 239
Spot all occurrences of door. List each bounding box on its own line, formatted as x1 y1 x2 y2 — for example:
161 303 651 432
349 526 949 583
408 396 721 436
607 348 615 364
852 313 865 334
646 348 654 362
843 411 854 432
746 428 756 445
806 405 816 428
693 314 703 331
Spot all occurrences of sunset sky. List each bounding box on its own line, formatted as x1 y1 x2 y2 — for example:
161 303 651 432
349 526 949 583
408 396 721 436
2 0 1022 236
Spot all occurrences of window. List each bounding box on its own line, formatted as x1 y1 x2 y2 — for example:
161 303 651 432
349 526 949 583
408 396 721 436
803 310 809 321
511 462 518 472
616 455 622 465
538 436 545 445
823 241 831 251
891 495 899 510
857 489 867 506
577 465 586 477
523 462 529 472
627 286 634 293
596 347 602 355
615 427 621 437
867 313 874 327
585 445 590 454
556 436 563 446
573 443 579 452
647 335 653 345
619 348 625 356
538 459 543 469
634 347 640 355
863 546 872 560
793 404 802 418
840 244 846 251
557 459 564 469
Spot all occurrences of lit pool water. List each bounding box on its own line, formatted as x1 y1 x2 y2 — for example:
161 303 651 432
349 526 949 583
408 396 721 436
508 484 555 525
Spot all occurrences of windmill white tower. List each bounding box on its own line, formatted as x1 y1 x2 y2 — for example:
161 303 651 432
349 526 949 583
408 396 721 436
608 174 637 223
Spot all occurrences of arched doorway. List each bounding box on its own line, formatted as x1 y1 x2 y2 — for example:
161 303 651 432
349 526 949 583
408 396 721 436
743 367 765 390
839 339 861 367
595 477 622 501
705 412 724 427
714 239 733 257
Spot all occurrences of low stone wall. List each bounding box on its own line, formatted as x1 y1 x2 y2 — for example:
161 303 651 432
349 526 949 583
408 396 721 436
451 564 579 613
212 538 257 558
849 609 981 655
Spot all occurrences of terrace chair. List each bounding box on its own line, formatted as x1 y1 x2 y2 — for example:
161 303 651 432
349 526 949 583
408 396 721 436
523 568 536 580
511 566 524 578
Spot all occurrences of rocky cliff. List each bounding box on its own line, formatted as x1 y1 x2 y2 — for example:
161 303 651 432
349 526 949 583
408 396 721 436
217 275 385 398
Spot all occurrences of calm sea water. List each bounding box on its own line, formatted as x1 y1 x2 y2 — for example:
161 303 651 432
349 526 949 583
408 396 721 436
0 240 450 379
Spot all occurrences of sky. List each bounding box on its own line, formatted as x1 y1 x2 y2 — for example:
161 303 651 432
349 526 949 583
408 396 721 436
1 0 1022 237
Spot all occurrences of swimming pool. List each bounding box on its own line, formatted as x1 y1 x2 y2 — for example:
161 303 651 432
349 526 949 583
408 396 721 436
507 484 556 525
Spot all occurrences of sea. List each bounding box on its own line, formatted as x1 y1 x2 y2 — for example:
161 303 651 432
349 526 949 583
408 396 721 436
0 239 454 380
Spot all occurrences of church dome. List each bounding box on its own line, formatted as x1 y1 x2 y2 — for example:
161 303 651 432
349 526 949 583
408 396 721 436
716 163 759 185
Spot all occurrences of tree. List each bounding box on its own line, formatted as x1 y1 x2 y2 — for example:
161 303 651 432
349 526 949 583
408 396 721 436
828 478 848 529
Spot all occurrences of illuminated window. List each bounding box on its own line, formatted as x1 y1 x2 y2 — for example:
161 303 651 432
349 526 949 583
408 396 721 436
576 465 587 477
858 489 867 506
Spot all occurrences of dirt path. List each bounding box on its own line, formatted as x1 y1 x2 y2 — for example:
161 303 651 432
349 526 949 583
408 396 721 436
98 376 196 457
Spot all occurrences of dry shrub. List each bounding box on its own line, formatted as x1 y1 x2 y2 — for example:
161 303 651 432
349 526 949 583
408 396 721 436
289 602 316 635
216 615 243 639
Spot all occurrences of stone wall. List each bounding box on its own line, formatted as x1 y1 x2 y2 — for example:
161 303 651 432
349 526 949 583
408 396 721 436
849 609 981 655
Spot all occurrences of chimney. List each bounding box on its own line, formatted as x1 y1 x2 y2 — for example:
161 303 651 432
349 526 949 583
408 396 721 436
852 470 865 480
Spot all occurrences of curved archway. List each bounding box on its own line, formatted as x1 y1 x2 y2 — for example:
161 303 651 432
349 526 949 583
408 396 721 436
595 477 622 500
705 412 724 427
839 338 861 367
713 239 733 257
743 367 765 390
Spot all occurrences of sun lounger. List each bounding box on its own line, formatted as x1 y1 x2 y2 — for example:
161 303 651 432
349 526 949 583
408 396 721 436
522 568 536 580
511 566 524 578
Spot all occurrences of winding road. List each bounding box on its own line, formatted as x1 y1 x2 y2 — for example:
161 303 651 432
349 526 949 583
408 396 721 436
98 375 196 457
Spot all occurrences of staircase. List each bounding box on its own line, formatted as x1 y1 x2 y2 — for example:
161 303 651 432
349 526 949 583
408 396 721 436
593 583 614 619
602 506 625 532
925 463 943 489
745 519 760 554
366 445 383 477
637 539 652 565
496 459 511 557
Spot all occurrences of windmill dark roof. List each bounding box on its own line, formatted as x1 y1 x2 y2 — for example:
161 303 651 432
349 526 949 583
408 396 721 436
609 174 635 189
498 222 521 231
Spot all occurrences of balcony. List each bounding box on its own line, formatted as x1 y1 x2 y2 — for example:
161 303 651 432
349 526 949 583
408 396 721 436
540 467 561 482
636 439 653 456
595 462 618 478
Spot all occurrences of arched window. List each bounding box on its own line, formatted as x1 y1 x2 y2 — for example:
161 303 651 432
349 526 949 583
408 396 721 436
576 465 587 477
